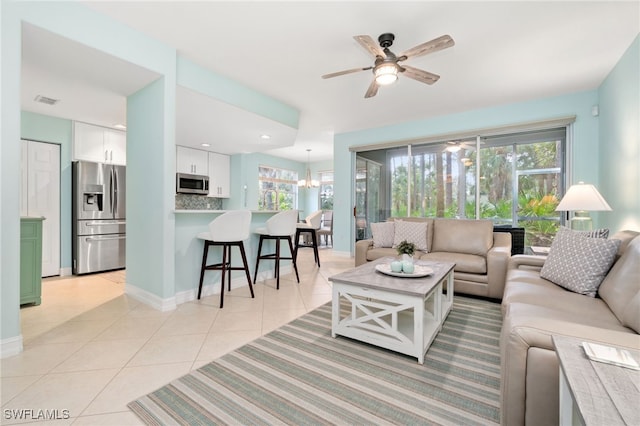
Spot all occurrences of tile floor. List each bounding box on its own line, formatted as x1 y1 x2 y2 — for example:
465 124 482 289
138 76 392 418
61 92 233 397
1 248 353 425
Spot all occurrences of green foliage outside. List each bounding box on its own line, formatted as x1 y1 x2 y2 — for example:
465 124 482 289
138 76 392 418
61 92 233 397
388 139 563 247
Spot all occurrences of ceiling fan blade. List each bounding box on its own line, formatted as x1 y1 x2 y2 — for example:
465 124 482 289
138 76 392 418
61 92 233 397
354 35 385 58
364 79 378 98
322 66 372 79
399 35 454 60
400 65 440 85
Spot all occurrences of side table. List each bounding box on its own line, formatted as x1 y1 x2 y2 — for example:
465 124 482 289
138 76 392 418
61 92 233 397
553 335 640 426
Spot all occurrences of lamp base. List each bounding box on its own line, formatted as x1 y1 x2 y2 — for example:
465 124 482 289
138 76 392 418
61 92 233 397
569 211 592 231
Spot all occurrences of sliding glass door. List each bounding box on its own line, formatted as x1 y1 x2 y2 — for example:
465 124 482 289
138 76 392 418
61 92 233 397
355 127 566 248
355 157 381 240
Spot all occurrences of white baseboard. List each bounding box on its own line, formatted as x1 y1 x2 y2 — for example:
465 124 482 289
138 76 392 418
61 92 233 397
125 283 177 312
174 275 256 305
0 335 24 359
59 267 72 277
173 266 292 305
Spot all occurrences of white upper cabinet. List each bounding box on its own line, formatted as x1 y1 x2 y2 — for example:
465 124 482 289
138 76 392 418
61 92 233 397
104 129 126 165
73 122 126 165
208 152 230 198
176 146 208 175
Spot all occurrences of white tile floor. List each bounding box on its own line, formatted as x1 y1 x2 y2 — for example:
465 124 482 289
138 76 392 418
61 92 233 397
1 248 353 425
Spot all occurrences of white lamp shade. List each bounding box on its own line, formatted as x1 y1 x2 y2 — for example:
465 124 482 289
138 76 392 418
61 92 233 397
555 182 612 211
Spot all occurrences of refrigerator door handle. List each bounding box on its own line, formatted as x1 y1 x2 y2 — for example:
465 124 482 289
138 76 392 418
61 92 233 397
113 168 118 214
85 221 126 226
85 235 126 242
109 168 114 215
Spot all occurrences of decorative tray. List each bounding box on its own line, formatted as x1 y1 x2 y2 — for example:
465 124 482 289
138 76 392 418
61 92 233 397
375 263 434 278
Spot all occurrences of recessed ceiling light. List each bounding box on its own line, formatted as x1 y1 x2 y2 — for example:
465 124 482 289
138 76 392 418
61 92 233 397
201 143 211 147
260 134 271 140
113 124 127 130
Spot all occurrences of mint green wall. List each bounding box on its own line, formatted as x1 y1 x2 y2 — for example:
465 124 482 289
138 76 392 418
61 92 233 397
333 90 600 254
598 35 640 231
20 111 73 271
1 1 24 354
127 77 177 298
2 1 179 353
177 57 299 129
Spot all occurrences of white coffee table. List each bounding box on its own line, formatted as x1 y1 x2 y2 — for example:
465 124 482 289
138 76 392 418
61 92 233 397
328 257 455 364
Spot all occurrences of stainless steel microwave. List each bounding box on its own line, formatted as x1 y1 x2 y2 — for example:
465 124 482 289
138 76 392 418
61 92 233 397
176 173 209 195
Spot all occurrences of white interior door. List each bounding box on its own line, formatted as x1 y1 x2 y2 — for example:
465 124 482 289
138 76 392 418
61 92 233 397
24 140 61 277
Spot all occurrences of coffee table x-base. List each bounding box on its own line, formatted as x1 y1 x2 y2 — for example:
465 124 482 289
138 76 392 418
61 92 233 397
329 257 455 364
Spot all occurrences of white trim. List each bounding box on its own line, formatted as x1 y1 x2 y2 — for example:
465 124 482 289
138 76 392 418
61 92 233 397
1 335 24 359
124 283 176 312
60 267 72 277
349 115 577 153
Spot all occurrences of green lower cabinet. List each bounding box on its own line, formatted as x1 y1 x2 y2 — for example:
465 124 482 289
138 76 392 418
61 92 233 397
20 217 43 306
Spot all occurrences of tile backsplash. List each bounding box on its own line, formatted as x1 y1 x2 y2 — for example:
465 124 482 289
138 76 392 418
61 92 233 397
175 194 223 210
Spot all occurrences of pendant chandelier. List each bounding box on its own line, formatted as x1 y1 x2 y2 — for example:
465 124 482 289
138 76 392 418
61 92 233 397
298 149 319 189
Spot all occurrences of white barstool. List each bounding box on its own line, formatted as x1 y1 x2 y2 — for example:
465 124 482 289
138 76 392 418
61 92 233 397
253 210 300 289
294 210 322 267
197 210 254 308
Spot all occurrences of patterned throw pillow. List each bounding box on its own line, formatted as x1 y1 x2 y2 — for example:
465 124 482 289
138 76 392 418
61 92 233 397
392 220 429 252
540 227 620 297
371 222 395 248
574 228 610 239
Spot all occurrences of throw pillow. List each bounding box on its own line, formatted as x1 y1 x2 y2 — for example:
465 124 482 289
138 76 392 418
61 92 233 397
574 227 610 239
540 227 620 297
371 222 395 248
393 220 429 252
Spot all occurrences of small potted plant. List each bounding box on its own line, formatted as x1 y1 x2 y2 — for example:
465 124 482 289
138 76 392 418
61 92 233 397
396 240 416 262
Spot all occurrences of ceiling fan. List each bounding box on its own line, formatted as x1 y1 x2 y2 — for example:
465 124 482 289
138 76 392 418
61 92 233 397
444 140 479 153
322 33 454 98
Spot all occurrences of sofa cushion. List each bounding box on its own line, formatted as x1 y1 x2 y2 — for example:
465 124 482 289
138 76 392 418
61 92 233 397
502 271 626 328
422 252 487 274
598 235 640 332
393 220 429 252
540 227 620 297
370 222 395 248
366 247 396 262
431 219 493 256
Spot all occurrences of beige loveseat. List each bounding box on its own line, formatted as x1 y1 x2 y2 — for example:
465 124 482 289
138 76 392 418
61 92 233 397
500 230 640 426
355 217 512 299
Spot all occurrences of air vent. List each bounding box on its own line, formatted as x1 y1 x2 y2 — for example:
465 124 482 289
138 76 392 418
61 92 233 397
34 95 59 105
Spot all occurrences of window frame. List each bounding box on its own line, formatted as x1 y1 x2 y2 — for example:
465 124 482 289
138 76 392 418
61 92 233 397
257 165 298 211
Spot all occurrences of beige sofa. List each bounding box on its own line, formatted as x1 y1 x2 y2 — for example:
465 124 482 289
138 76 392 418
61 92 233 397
355 217 512 299
500 230 640 426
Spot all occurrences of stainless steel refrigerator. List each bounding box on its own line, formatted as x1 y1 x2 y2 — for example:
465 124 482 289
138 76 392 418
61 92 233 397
72 161 126 274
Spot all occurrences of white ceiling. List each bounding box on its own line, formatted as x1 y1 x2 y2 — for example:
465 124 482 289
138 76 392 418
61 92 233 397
21 2 639 163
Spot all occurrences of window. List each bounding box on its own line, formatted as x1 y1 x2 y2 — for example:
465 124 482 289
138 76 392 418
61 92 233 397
258 165 298 211
366 126 567 248
318 171 334 210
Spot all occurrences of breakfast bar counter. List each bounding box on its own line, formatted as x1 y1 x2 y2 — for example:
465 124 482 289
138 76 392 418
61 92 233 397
174 209 281 297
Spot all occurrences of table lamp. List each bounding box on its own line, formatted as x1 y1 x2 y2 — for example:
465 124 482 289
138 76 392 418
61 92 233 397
555 182 612 231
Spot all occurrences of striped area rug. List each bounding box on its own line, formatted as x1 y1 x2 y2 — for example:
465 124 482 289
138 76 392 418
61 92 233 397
128 296 502 425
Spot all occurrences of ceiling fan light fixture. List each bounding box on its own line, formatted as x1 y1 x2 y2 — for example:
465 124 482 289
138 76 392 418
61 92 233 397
374 64 398 85
445 144 461 153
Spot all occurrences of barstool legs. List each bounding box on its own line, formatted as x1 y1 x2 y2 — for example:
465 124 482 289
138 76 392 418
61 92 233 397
294 228 321 267
254 235 300 290
198 241 254 308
